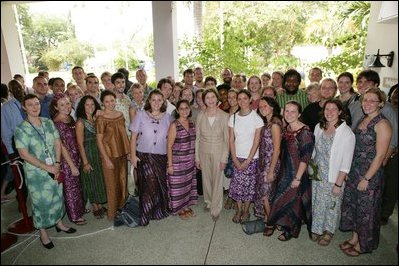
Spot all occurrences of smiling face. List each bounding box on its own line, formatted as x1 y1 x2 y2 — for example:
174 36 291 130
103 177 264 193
102 94 116 111
177 101 191 119
258 99 273 118
338 76 353 95
84 98 96 117
149 93 164 112
227 91 238 108
55 96 72 116
23 97 41 118
284 103 300 124
356 77 376 95
181 88 193 103
324 102 341 125
361 92 382 115
248 76 261 94
237 92 251 111
204 91 218 108
52 79 65 94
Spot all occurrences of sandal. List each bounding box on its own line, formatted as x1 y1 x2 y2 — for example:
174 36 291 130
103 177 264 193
310 232 321 242
232 210 241 224
93 209 103 219
73 218 87 225
186 208 196 217
339 240 355 251
318 231 333 246
278 231 293 241
178 211 189 220
343 246 362 257
263 225 275 237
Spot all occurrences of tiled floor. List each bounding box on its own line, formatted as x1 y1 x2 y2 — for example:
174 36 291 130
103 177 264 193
1 194 397 265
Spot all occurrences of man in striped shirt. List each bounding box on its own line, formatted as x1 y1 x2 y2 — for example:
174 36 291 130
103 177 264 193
276 69 309 110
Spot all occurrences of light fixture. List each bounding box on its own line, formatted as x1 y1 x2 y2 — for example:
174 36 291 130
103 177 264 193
369 49 394 68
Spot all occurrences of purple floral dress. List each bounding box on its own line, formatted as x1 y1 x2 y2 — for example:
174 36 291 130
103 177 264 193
254 118 282 218
54 120 85 222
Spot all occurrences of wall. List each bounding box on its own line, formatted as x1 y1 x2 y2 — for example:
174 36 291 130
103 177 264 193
365 1 398 93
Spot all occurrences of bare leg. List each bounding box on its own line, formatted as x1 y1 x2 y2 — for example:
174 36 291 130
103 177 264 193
263 197 271 222
39 228 50 244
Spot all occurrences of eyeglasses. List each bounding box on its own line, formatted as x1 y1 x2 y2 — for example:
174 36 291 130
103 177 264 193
362 99 380 104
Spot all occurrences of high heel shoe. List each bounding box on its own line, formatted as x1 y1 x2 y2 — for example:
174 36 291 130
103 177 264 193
41 239 54 249
55 226 76 234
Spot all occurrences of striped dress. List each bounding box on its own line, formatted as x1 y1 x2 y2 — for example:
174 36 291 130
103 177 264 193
168 120 198 214
79 119 107 205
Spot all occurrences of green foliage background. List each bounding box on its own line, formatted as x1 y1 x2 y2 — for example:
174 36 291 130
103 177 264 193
179 1 369 80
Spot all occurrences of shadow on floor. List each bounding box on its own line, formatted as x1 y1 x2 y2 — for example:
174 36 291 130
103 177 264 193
1 195 397 265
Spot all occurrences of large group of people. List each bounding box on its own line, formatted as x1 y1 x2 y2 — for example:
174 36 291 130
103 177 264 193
1 66 397 257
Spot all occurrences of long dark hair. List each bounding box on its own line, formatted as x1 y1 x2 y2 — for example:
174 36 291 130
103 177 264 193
174 99 192 119
257 96 282 126
76 95 102 120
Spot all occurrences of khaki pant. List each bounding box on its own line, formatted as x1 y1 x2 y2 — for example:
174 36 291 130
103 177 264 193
199 152 224 217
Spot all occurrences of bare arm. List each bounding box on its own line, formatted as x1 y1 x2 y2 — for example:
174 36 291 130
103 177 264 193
358 119 392 191
130 132 140 168
229 126 239 168
75 120 92 173
332 171 347 196
266 124 281 182
195 112 202 168
60 142 79 176
129 106 136 125
167 122 177 175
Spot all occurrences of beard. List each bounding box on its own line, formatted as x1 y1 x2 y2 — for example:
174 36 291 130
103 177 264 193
285 87 299 95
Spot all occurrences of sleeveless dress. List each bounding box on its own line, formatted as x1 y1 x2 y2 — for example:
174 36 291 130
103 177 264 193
79 118 107 204
340 114 385 253
54 120 85 222
254 118 282 218
167 120 198 214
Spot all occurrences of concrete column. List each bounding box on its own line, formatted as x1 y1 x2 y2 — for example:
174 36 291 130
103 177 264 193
1 3 25 83
152 1 179 83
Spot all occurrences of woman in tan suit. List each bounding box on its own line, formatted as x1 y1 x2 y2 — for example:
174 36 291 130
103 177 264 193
195 88 229 221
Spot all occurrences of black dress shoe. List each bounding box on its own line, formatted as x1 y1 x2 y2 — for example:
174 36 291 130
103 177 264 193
56 226 77 234
41 240 54 249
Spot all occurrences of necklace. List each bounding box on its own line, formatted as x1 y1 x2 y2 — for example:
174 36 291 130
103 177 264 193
239 109 252 116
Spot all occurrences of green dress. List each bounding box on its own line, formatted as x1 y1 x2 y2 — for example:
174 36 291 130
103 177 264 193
14 118 65 229
79 118 107 204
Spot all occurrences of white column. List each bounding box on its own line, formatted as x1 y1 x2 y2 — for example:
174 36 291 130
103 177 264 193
1 3 25 83
152 1 179 83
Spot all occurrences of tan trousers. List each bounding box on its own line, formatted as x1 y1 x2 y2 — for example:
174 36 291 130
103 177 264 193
199 152 224 217
102 157 128 220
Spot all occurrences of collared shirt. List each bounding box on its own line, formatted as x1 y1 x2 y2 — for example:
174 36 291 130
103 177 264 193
1 98 25 153
39 94 54 119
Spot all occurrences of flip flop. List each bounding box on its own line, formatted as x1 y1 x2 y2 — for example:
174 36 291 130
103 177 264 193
343 246 362 257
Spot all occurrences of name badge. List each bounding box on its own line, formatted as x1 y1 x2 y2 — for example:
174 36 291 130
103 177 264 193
45 157 53 165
